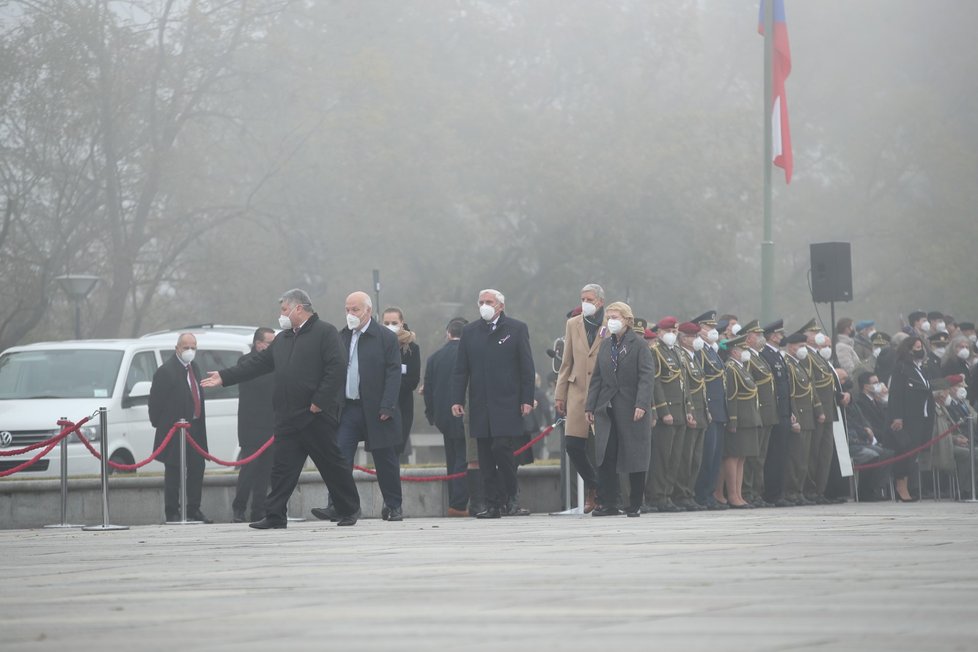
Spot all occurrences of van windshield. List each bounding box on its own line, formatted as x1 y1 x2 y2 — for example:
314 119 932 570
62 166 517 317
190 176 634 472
0 350 124 399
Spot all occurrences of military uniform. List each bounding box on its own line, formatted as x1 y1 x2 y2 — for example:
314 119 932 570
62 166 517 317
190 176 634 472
804 343 838 501
744 343 778 503
784 346 823 503
693 311 729 508
671 331 709 510
723 358 761 458
645 318 691 511
759 320 792 504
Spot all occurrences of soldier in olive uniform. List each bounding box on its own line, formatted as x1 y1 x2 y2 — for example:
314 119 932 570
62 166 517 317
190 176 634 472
760 319 793 507
644 316 693 513
783 331 825 505
801 319 844 504
742 320 778 507
693 311 729 509
852 330 890 382
671 321 708 511
720 334 761 509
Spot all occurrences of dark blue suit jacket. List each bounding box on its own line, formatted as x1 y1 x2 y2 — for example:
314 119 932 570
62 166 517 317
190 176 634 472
340 318 402 451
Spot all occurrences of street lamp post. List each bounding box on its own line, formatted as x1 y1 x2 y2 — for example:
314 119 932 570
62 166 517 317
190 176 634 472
55 275 100 339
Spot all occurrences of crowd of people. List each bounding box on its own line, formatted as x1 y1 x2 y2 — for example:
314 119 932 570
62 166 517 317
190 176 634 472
149 286 978 526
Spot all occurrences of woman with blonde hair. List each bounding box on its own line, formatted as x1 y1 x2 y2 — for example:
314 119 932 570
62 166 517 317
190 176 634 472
382 307 421 460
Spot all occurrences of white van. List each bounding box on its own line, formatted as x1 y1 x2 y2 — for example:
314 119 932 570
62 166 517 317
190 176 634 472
0 330 254 478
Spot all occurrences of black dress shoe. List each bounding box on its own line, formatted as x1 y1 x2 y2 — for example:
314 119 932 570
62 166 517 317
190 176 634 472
311 506 338 522
728 502 754 509
625 507 641 518
502 502 530 516
773 498 796 508
336 509 361 526
386 506 403 522
250 517 287 529
475 507 501 519
896 494 919 503
188 510 213 524
232 509 247 523
640 503 657 514
381 505 391 521
656 501 683 513
707 500 730 511
591 505 623 517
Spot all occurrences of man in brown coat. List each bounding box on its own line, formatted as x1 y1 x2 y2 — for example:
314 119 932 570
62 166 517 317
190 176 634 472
554 283 605 512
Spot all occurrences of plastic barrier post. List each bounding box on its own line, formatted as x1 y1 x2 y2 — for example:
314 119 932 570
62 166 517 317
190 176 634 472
44 417 84 529
966 415 978 504
167 420 202 525
82 408 128 531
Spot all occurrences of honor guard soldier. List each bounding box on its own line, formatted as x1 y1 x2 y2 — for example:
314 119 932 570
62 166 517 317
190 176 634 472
673 321 709 511
720 334 761 508
644 316 692 513
782 331 825 505
693 311 729 510
800 319 840 504
741 320 777 507
760 319 793 506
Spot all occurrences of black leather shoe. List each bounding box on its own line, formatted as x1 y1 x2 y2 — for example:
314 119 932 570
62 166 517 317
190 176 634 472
311 506 338 522
232 509 247 523
728 502 754 510
640 503 658 514
381 505 391 521
386 506 403 522
706 499 730 511
656 501 683 513
502 501 530 516
625 507 641 518
591 505 623 517
773 498 795 508
475 507 501 519
336 509 361 526
188 510 213 524
249 517 286 529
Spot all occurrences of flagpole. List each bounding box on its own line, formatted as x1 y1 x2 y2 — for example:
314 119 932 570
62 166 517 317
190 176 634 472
761 0 775 324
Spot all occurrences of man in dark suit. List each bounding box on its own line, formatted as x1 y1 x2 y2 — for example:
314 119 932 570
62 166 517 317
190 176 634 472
760 319 793 507
149 332 210 523
231 327 276 523
201 288 361 529
424 317 470 516
452 289 535 519
313 290 404 522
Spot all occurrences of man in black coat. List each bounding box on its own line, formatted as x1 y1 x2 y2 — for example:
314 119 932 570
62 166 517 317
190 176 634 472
231 327 276 523
331 290 403 520
149 333 210 523
424 317 470 516
760 320 793 507
452 289 535 518
201 289 361 528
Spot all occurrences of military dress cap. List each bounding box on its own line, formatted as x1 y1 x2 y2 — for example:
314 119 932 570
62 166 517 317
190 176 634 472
796 318 820 333
634 317 648 330
762 319 785 335
657 316 679 330
716 318 730 333
741 319 763 334
908 310 927 325
691 310 718 326
678 321 700 335
723 333 749 349
870 331 891 346
644 328 657 340
960 322 976 331
855 319 875 331
928 332 950 346
785 332 808 345
945 374 966 386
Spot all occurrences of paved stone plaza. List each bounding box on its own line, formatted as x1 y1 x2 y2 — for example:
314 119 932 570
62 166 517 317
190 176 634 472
1 502 976 651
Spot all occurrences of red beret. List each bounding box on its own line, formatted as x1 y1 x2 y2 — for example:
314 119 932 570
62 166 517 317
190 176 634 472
945 374 965 386
678 321 700 335
657 316 678 330
644 328 657 340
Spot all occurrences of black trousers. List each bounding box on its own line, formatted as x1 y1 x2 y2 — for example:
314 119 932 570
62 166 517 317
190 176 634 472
565 435 597 488
597 407 645 511
232 441 274 519
442 434 469 510
163 449 205 517
476 436 518 508
264 416 360 522
763 421 790 502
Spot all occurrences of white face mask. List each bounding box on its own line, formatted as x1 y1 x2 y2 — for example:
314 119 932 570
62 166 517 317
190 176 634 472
739 350 751 363
814 332 828 346
692 338 705 351
819 346 832 360
707 328 719 342
581 301 597 318
278 304 297 330
795 347 809 360
386 324 401 334
346 313 362 330
956 387 968 401
730 323 742 336
479 304 496 322
920 320 931 332
944 395 954 407
606 318 623 335
873 382 883 394
661 332 678 347
937 321 947 333
872 347 882 358
867 330 876 339
711 342 720 352
969 334 977 343
933 347 947 358
179 348 196 364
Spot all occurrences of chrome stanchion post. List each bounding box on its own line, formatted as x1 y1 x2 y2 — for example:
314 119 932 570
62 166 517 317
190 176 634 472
45 417 83 529
965 414 978 503
550 419 583 515
83 407 128 531
167 420 202 524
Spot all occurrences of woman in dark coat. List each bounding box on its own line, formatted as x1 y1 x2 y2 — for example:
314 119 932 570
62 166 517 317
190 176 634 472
585 302 655 517
720 335 761 509
887 335 935 501
383 308 421 459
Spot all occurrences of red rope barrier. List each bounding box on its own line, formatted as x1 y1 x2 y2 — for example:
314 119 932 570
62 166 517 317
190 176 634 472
184 431 275 467
352 421 561 482
0 416 91 457
0 418 88 477
853 422 960 472
75 423 181 471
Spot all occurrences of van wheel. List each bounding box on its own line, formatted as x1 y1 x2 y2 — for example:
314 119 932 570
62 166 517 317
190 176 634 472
108 451 136 474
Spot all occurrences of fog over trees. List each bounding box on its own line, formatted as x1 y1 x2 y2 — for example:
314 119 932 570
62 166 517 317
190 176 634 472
2 1 976 369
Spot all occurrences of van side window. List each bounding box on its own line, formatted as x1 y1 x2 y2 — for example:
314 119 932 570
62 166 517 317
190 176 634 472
195 349 242 400
125 351 158 395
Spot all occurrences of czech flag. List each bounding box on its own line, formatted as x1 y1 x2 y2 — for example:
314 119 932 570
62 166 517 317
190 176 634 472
759 0 792 184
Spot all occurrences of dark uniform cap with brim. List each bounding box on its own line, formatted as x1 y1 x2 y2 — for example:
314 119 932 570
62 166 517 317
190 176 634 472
723 334 749 349
741 319 763 334
716 318 730 333
762 319 784 336
870 331 891 346
795 318 819 334
928 332 950 346
634 317 648 330
785 332 808 345
691 310 718 327
959 321 975 331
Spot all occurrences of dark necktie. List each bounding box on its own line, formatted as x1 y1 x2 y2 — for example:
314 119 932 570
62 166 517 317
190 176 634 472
187 365 201 420
610 338 620 372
